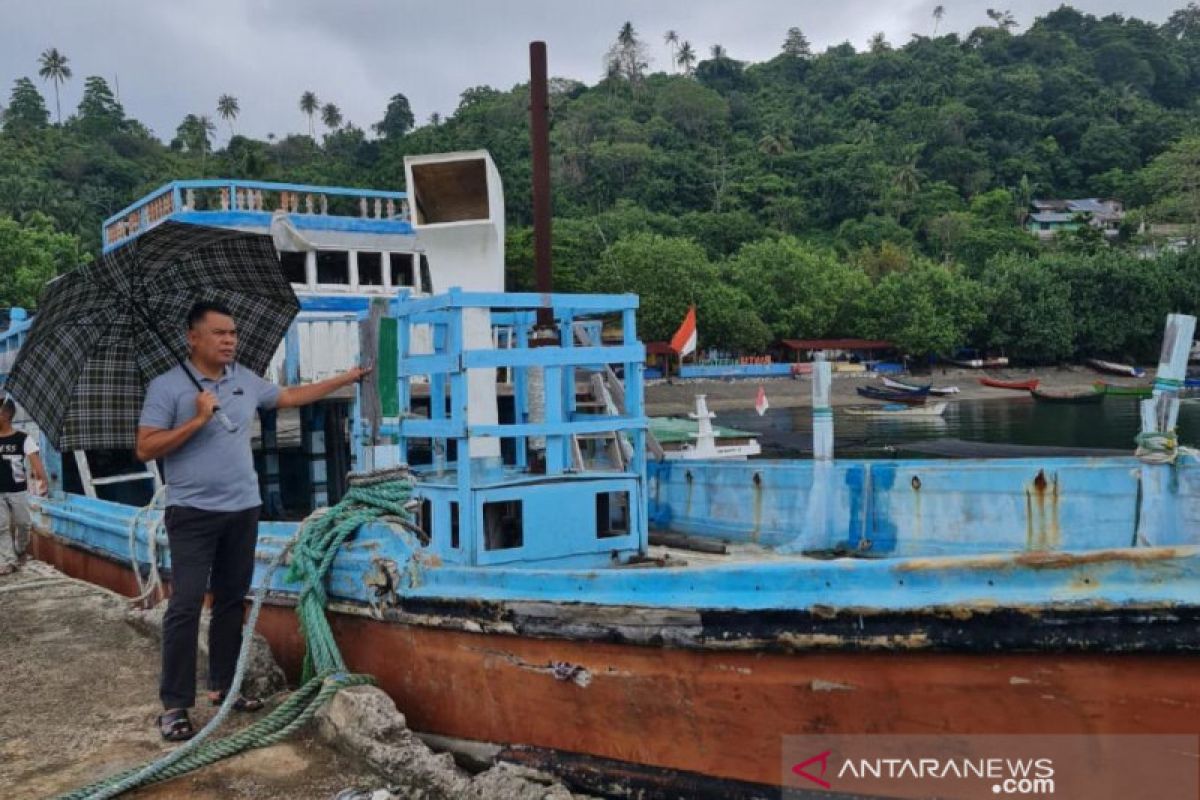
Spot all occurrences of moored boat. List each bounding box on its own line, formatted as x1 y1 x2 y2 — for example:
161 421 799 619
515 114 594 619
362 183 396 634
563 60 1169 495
650 395 762 460
1093 381 1154 397
1031 386 1104 404
979 376 1040 390
844 401 947 417
7 146 1200 798
1087 358 1146 378
856 385 929 404
881 376 960 395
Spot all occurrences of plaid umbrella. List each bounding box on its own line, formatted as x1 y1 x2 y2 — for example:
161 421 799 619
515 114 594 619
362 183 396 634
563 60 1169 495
7 220 300 451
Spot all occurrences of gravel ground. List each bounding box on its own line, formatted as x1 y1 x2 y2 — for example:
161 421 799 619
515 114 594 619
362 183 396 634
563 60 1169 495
0 561 390 800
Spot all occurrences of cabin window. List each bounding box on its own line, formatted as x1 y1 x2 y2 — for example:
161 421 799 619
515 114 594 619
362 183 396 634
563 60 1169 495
419 255 433 294
357 252 383 286
596 491 630 538
483 499 523 550
316 250 350 284
280 251 308 284
418 497 432 540
389 253 414 287
450 501 460 549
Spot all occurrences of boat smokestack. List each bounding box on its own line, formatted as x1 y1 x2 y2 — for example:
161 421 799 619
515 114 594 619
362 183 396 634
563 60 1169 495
530 41 553 327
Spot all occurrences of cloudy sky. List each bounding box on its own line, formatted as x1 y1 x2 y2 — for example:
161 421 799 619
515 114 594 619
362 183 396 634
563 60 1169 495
0 0 1188 144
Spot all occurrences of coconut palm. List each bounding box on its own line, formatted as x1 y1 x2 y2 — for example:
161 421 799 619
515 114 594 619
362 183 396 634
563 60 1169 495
676 41 697 75
37 48 72 124
321 102 342 131
319 104 343 131
216 94 239 137
932 5 946 35
986 8 1017 31
664 30 679 71
618 21 637 49
299 91 319 137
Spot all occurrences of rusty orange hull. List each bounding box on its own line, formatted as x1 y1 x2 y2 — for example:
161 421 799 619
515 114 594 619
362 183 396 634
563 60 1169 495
31 531 1200 794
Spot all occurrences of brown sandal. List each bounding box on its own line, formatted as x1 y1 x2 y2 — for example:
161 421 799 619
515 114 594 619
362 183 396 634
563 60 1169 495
209 691 264 712
157 708 195 741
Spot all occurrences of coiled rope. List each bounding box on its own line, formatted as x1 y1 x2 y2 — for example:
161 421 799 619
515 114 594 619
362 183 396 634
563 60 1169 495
58 466 415 800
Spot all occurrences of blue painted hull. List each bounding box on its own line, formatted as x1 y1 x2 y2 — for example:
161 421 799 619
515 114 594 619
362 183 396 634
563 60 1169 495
33 453 1200 627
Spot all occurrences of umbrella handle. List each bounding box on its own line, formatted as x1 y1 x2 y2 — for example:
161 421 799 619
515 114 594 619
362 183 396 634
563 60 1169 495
214 408 239 433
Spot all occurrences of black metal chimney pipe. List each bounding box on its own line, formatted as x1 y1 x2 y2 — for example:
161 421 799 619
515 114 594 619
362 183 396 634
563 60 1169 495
530 41 553 328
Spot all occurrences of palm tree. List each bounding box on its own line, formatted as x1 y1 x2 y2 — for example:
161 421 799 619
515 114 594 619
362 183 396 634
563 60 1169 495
321 102 342 131
217 94 239 137
986 8 1017 31
37 48 71 124
196 115 216 170
664 30 679 72
868 32 891 53
299 91 319 137
932 5 946 35
618 21 637 49
676 41 697 75
710 44 727 59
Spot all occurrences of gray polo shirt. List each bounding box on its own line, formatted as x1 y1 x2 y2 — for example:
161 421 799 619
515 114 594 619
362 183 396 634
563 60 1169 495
139 362 281 512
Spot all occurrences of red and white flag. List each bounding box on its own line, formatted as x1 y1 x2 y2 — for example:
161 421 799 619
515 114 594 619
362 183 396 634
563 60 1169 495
755 384 769 416
670 305 697 358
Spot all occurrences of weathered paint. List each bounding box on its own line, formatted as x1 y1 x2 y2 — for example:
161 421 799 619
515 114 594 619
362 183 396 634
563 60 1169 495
648 456 1174 557
33 493 1200 615
28 533 1200 793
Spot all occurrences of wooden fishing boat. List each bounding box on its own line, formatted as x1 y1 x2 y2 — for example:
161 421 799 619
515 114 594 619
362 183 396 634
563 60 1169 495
9 155 1200 798
1087 358 1146 378
946 351 1008 369
844 401 947 417
979 376 1040 390
856 385 928 404
1031 386 1104 404
881 376 959 395
1093 381 1154 397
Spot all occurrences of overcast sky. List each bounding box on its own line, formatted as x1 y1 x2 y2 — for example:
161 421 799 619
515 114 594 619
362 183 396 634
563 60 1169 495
0 0 1189 145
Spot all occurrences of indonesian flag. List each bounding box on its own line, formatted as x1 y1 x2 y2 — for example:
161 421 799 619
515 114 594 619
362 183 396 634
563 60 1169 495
670 305 697 358
755 384 769 416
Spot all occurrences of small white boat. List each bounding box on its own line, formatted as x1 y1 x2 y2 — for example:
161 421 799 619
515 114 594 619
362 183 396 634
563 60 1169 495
881 376 960 395
652 395 762 460
844 402 948 418
1086 358 1146 378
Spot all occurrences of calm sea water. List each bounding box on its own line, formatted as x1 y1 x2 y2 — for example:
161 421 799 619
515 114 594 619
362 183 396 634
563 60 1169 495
716 396 1200 459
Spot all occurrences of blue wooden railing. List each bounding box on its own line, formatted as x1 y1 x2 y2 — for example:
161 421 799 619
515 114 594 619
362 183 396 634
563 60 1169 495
102 179 409 252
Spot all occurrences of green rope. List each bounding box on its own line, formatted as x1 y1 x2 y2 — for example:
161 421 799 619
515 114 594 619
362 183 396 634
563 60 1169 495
59 468 414 800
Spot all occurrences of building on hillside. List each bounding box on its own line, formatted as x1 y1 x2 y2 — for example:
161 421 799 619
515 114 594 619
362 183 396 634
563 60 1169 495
1026 198 1125 240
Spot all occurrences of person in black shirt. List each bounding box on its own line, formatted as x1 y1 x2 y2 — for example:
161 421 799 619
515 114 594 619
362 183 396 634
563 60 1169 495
0 399 48 574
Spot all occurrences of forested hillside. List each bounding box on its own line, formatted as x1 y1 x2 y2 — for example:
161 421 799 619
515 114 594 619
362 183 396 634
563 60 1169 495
4 5 1200 362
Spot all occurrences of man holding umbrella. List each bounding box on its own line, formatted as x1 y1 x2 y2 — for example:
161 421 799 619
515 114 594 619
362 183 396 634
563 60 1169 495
6 222 368 742
137 299 369 741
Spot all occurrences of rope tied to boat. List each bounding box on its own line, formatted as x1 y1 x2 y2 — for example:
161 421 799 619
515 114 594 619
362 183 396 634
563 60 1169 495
59 466 416 800
1135 430 1179 464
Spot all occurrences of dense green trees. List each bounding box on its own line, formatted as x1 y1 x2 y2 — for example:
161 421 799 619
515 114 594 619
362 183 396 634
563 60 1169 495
2 5 1200 364
0 213 87 308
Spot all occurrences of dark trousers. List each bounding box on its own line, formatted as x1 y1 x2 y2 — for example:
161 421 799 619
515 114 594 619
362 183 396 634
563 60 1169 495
160 505 260 709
